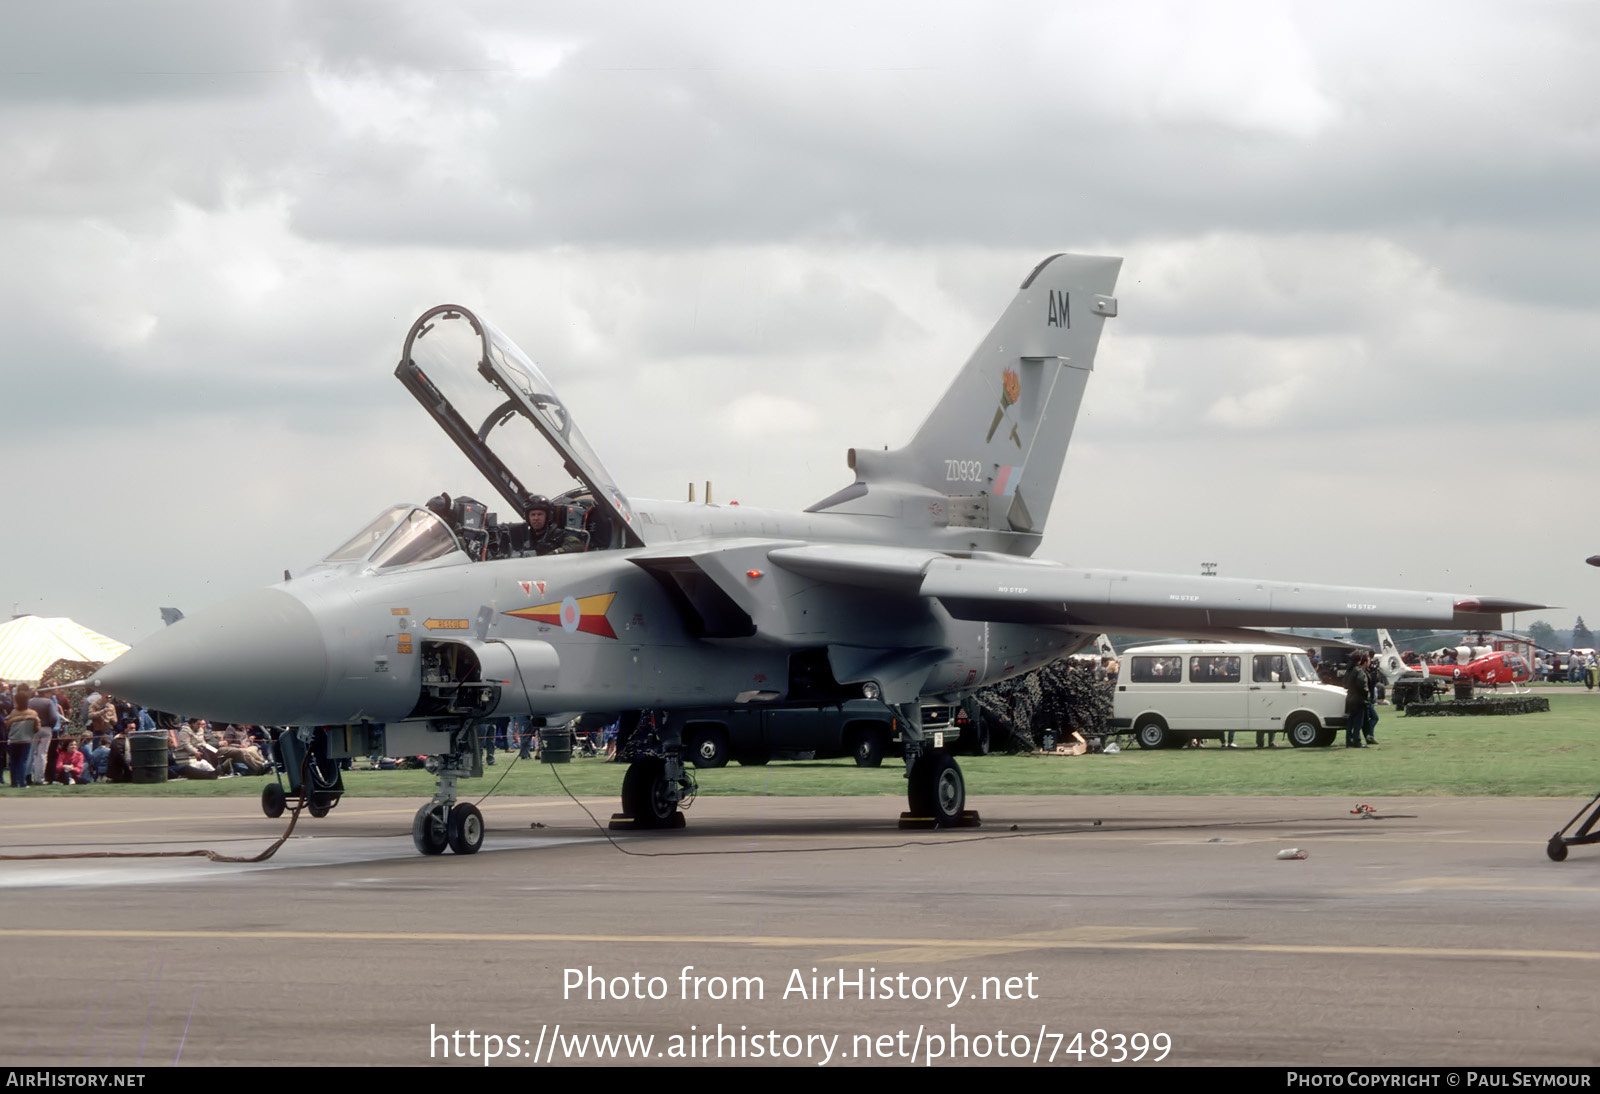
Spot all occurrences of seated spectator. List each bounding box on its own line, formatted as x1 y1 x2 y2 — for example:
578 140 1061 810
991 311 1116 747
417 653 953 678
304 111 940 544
54 738 87 785
247 726 280 770
168 721 218 780
87 732 112 782
104 729 134 784
215 724 268 775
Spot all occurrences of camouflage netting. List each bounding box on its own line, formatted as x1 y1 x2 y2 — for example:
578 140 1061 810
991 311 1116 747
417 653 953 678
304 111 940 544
38 659 102 731
974 659 1113 752
1403 695 1550 717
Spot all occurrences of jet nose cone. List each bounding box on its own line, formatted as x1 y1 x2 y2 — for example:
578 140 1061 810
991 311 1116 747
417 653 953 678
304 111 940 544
92 588 328 724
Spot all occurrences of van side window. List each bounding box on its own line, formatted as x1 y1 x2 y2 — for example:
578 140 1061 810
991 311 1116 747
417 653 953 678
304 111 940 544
1130 655 1182 682
1253 655 1289 683
1190 655 1241 683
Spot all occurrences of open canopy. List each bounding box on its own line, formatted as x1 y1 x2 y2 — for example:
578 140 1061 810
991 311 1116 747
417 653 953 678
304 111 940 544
394 305 644 549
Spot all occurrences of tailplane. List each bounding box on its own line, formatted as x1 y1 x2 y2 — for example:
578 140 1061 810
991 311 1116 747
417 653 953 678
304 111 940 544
810 253 1120 548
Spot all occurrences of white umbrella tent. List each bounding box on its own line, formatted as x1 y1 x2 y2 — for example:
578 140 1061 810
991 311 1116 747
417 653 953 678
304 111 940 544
0 615 128 686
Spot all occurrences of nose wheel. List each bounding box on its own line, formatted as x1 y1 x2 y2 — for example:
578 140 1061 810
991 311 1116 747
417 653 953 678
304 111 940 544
412 802 484 855
413 803 449 855
411 743 485 855
447 803 484 854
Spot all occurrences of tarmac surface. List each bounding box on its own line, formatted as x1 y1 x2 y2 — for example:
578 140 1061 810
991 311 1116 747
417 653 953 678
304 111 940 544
3 790 1598 1067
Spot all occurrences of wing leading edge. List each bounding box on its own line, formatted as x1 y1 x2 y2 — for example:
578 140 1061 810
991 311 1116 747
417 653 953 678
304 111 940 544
768 546 1544 634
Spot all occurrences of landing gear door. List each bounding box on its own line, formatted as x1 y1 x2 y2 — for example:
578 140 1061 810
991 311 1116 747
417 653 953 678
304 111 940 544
396 305 647 549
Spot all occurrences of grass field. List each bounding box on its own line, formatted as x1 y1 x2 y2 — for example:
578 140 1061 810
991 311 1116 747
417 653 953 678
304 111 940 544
5 691 1599 802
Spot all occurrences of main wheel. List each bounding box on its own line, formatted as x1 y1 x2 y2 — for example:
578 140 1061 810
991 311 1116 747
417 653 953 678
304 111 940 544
412 803 449 855
622 758 677 828
851 727 887 768
687 727 728 769
1134 717 1170 750
447 803 485 855
1548 837 1569 862
908 752 965 826
1286 715 1322 748
261 783 286 819
968 721 991 756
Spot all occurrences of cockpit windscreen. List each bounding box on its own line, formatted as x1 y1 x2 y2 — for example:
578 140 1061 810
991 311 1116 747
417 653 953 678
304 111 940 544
371 508 462 569
323 505 410 563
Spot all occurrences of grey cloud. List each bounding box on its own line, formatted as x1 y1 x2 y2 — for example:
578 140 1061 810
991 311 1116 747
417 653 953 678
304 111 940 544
0 1 291 103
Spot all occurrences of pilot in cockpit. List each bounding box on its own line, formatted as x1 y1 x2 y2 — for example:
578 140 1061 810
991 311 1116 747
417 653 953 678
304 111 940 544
524 495 588 556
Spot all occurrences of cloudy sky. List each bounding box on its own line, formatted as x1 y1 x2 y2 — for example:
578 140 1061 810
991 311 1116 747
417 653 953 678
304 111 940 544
4 0 1598 645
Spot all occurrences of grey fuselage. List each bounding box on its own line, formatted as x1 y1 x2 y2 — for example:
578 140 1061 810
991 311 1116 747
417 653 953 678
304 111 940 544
125 495 1077 729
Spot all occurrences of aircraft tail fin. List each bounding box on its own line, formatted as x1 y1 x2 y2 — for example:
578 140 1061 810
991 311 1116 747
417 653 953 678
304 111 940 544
1375 628 1412 684
811 253 1121 546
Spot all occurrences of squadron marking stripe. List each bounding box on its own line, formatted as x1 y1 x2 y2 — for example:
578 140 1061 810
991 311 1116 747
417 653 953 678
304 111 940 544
504 593 617 639
0 928 1597 963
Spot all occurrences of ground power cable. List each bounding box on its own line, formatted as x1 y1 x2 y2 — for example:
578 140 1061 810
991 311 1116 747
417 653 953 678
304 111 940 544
0 746 324 864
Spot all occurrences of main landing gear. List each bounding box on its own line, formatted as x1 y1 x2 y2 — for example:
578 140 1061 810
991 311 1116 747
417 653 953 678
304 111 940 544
605 705 978 832
614 712 693 830
898 702 979 829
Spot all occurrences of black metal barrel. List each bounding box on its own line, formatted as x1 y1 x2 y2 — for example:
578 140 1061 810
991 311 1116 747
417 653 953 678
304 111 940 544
130 732 169 784
539 728 572 764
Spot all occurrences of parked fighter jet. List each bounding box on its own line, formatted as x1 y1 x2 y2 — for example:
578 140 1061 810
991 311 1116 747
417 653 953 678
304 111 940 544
90 253 1543 855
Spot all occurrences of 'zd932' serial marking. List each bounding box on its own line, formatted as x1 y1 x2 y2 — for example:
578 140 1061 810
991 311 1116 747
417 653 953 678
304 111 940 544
945 460 983 482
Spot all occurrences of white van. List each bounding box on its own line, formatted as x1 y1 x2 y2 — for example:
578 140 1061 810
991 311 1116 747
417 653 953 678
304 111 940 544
1109 643 1350 748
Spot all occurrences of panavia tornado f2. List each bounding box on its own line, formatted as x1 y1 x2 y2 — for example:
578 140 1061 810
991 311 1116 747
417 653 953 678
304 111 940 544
91 254 1542 854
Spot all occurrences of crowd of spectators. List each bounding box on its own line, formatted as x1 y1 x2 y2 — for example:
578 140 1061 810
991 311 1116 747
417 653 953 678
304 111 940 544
1532 651 1600 686
1 683 278 788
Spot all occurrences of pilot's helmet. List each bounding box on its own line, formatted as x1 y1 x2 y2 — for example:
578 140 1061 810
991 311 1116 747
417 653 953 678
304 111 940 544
524 494 555 530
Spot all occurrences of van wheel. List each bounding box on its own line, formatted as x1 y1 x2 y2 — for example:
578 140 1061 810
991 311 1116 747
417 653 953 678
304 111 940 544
1135 717 1170 750
1286 715 1322 748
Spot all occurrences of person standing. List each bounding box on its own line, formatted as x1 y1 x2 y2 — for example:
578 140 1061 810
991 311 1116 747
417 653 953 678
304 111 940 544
1364 653 1382 746
1344 653 1371 749
6 687 41 787
26 691 61 786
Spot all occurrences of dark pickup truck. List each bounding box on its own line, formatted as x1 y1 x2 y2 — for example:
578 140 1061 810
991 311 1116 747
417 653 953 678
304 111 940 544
679 701 977 768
